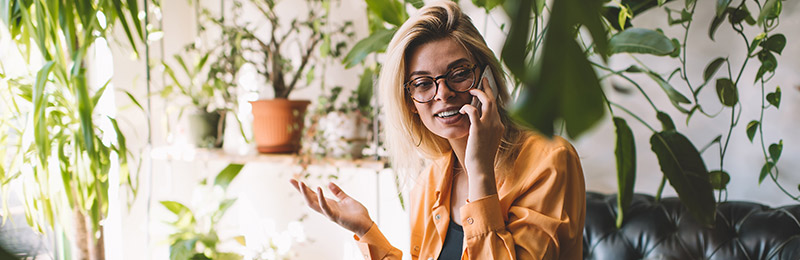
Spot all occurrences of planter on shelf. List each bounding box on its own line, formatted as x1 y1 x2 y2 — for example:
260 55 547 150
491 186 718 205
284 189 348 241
321 111 370 158
188 109 225 148
250 99 311 153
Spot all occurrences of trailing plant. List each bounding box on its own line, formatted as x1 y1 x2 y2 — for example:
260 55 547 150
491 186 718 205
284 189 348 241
351 0 791 228
1 0 143 258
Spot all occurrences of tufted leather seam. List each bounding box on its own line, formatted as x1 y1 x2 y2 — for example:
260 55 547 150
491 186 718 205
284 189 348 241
775 207 800 228
733 238 754 260
764 235 800 260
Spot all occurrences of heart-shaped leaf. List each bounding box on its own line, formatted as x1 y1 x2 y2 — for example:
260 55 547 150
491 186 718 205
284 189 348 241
614 117 636 228
715 78 738 107
609 28 675 56
764 34 786 54
769 140 783 162
709 170 730 190
766 86 781 108
746 120 759 142
650 131 716 227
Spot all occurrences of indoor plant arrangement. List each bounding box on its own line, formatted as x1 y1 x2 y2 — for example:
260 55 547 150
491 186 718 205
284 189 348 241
350 0 791 227
227 0 354 153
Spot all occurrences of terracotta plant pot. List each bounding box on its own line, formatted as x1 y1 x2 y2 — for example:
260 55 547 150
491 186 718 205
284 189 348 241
250 99 311 153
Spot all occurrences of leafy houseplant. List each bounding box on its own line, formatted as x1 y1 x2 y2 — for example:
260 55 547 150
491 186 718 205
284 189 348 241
161 46 227 148
308 69 374 158
1 0 142 259
160 164 244 260
351 0 791 228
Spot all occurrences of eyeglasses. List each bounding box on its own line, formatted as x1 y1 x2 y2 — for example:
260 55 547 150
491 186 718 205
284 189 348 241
404 64 477 103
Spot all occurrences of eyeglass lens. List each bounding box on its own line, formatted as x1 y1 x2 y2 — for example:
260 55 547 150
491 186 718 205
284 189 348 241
408 66 475 102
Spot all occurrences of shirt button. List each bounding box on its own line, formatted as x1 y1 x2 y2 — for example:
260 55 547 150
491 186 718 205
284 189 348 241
435 214 441 220
467 217 474 224
414 246 420 251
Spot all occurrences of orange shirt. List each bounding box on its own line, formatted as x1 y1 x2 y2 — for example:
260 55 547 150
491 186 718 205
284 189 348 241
355 134 586 260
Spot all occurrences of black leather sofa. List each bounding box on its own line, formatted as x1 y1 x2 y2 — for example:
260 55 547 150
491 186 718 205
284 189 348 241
583 192 800 260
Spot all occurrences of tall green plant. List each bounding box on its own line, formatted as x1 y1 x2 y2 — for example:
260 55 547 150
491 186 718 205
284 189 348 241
0 0 143 256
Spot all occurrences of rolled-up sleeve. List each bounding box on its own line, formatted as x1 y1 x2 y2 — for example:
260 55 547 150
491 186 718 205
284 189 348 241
460 145 586 260
354 222 403 260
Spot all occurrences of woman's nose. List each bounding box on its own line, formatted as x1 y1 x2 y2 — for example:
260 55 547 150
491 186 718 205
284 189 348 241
433 79 455 101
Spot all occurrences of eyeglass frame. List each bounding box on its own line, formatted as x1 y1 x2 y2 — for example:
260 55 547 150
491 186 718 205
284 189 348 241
403 64 479 103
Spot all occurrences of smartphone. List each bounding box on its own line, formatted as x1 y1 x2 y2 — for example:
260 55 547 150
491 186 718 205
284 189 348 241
470 65 497 116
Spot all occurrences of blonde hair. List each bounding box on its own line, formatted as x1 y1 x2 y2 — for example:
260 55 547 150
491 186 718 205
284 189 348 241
380 1 526 187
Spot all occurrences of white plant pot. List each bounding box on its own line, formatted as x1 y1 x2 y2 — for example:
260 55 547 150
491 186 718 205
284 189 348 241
321 111 369 158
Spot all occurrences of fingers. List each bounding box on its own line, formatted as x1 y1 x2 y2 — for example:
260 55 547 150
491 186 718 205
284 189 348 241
317 187 334 217
328 182 350 201
460 104 480 127
469 88 494 119
297 181 321 212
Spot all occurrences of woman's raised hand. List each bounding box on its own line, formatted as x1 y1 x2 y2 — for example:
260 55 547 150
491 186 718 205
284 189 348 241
289 179 374 237
459 75 504 198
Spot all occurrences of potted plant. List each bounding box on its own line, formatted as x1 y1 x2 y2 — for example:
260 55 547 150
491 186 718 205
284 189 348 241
161 45 228 148
310 69 374 158
231 0 353 153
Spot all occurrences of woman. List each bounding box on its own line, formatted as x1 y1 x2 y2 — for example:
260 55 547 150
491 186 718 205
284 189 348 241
289 1 585 259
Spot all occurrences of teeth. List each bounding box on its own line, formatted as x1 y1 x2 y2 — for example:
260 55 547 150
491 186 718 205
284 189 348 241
436 110 460 118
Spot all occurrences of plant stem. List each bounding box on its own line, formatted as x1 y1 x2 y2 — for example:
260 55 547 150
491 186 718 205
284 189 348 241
609 102 657 133
592 62 659 112
655 176 666 202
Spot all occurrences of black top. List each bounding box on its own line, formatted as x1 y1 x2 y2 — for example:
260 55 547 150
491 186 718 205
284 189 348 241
437 219 464 260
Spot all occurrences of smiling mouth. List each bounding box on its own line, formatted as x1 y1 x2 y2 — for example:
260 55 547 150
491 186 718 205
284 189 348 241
435 109 460 118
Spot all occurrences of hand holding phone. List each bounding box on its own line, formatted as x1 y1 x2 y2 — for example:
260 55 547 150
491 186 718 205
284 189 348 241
470 66 497 116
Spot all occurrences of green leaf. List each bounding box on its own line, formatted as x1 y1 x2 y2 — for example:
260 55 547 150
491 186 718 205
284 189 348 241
708 11 725 40
111 0 139 57
746 120 759 142
342 28 396 68
160 201 191 216
170 239 199 260
33 61 55 167
709 170 730 190
656 111 675 131
124 90 144 111
214 164 245 190
511 37 605 138
472 0 504 12
609 28 675 56
502 0 533 80
766 86 781 108
357 68 374 111
758 0 780 25
650 131 716 226
405 0 424 9
646 71 691 113
703 57 726 82
364 0 406 27
715 78 738 107
749 33 766 54
716 0 731 17
769 140 783 162
764 34 786 55
613 117 636 228
759 161 774 184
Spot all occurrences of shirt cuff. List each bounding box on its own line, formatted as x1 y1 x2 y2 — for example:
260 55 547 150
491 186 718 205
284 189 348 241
353 223 392 260
460 194 506 238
